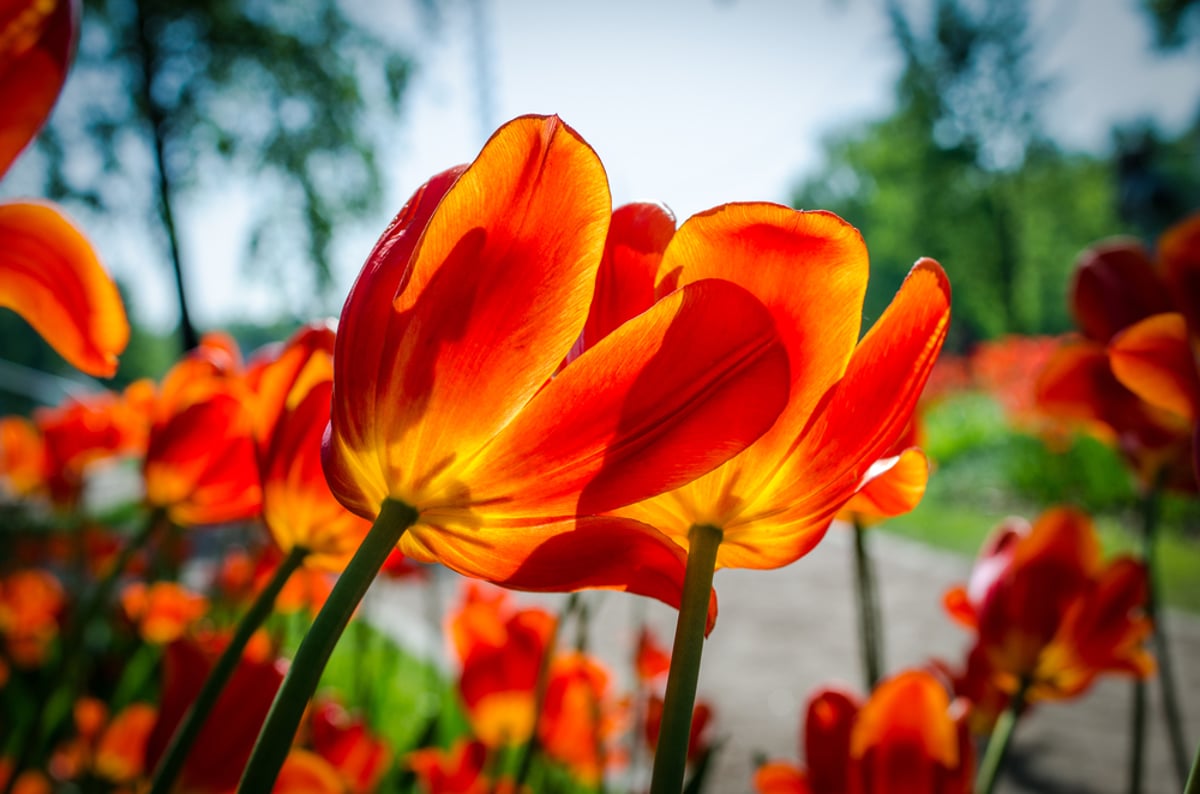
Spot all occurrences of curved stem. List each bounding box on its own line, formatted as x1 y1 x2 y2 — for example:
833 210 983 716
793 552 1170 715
852 519 883 691
1137 480 1190 788
236 499 417 791
649 523 722 794
1185 739 1200 794
149 545 308 794
976 678 1029 794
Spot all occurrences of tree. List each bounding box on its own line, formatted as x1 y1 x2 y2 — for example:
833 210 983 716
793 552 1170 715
793 0 1127 346
32 0 415 351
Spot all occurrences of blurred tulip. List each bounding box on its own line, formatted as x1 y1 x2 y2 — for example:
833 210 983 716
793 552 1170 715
754 672 972 794
0 568 64 667
943 507 1153 703
120 581 207 645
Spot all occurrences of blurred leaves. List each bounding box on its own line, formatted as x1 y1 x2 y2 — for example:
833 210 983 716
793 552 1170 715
34 0 415 319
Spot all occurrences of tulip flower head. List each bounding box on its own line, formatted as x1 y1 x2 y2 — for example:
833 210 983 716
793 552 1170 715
323 114 791 608
943 507 1153 703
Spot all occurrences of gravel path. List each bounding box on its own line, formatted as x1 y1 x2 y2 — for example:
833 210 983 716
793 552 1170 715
366 528 1200 794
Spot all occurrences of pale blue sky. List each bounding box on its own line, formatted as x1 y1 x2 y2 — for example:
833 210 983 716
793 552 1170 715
36 0 1200 331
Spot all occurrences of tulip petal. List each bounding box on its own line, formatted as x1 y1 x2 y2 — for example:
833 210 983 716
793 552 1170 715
326 115 611 518
753 762 811 794
0 201 129 377
656 205 868 468
849 671 960 792
839 447 930 522
1109 312 1200 422
399 515 718 632
263 381 370 571
804 687 859 794
0 0 75 178
714 259 950 569
462 278 789 521
1070 240 1173 343
572 201 675 357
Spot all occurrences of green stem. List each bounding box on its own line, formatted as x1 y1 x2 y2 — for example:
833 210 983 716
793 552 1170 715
1 512 164 794
649 523 722 794
1185 739 1200 794
149 545 308 794
852 519 883 691
976 678 1029 794
236 499 417 791
1129 679 1147 794
1137 480 1190 788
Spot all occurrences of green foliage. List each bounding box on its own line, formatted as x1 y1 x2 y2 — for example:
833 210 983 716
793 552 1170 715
793 0 1131 347
34 0 415 318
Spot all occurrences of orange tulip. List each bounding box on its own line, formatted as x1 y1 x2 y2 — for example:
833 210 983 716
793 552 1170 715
754 672 973 794
614 206 951 570
323 114 790 611
449 583 553 747
0 416 45 499
539 652 624 784
273 749 346 794
0 0 129 377
92 703 158 784
1038 215 1200 487
943 507 1154 703
261 378 370 571
120 581 208 644
0 567 64 667
143 388 262 526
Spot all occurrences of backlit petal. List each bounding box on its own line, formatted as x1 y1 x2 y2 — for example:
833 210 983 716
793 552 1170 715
1109 312 1200 421
0 0 75 177
0 201 129 376
399 515 718 632
715 259 950 569
326 115 611 518
839 448 930 523
571 201 675 358
656 205 868 469
463 278 789 521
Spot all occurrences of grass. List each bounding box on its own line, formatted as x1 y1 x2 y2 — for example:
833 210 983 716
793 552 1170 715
882 392 1200 614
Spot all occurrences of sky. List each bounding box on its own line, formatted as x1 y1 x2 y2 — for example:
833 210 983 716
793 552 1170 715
19 0 1200 332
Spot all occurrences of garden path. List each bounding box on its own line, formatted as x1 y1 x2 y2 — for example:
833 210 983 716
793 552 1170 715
367 527 1200 794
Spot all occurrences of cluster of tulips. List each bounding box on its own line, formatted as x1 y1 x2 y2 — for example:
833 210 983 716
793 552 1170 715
2 1 1199 792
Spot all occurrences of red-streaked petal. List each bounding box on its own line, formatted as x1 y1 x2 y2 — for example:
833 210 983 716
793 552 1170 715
0 201 129 377
839 448 930 523
399 515 718 632
1109 312 1200 422
0 0 75 177
326 115 611 518
715 260 950 570
1070 239 1172 343
463 278 789 521
656 205 868 469
572 201 675 357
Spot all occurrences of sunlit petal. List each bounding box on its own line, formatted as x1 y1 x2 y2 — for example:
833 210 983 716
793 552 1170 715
1109 312 1200 422
0 201 129 376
